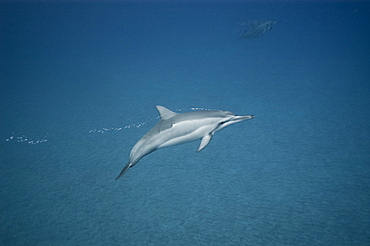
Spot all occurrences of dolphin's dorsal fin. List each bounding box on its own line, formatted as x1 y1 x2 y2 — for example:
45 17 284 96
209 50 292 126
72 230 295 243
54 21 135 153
156 105 176 120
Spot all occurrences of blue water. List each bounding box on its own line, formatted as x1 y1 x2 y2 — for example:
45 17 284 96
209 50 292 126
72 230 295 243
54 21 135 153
1 1 370 245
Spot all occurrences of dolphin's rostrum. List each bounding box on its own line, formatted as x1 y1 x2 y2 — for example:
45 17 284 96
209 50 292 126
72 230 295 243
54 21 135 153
115 106 254 180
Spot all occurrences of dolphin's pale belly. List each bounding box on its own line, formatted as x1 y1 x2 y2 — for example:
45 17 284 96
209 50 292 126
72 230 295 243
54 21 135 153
129 119 218 161
159 124 216 149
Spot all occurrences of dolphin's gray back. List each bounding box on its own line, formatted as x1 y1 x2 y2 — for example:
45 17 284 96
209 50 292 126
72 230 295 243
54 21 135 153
172 110 235 124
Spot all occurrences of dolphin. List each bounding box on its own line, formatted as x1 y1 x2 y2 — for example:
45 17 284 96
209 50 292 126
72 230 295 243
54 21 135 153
240 20 278 39
115 106 254 180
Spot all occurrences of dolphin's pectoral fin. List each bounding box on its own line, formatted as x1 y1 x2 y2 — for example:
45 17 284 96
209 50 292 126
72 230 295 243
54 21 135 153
197 134 213 152
115 163 132 180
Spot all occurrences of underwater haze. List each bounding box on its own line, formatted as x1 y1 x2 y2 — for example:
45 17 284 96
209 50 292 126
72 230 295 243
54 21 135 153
1 1 370 245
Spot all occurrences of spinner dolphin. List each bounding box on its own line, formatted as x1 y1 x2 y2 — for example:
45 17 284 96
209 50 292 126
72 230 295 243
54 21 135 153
116 106 254 180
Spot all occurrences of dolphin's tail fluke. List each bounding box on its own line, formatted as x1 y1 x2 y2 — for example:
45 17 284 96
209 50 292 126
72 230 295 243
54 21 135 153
115 163 131 180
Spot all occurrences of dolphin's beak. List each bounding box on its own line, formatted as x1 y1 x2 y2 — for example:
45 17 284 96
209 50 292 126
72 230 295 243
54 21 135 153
234 115 254 121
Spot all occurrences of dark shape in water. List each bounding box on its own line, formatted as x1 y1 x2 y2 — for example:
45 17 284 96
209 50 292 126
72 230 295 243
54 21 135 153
240 20 278 39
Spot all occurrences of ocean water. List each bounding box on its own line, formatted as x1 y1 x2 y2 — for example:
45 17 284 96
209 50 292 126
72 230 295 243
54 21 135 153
1 1 370 245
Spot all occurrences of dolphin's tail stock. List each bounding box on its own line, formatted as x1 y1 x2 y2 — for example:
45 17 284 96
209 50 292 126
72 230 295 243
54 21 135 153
115 163 132 180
